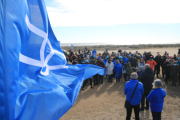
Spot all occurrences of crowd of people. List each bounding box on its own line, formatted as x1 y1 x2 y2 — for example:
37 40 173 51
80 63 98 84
64 47 180 120
65 47 180 88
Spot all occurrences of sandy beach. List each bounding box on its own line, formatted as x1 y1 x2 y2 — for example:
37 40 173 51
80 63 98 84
60 48 180 120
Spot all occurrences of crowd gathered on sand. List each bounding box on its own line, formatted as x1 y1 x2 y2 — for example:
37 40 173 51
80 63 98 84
64 47 180 120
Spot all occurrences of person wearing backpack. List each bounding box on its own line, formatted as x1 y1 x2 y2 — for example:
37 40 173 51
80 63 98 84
124 72 144 120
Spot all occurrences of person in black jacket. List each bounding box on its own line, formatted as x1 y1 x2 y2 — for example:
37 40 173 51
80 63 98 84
154 53 162 78
139 64 154 111
72 59 78 65
170 61 179 86
173 54 178 61
129 55 137 67
163 59 171 84
97 59 105 84
161 55 167 78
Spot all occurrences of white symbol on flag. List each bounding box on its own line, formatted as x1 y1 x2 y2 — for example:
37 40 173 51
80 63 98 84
19 15 68 76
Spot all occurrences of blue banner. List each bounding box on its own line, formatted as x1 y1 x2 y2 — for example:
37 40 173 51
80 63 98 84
0 0 105 120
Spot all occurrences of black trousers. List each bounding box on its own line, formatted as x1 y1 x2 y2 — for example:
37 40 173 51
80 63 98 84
171 75 177 85
123 73 127 81
152 112 161 120
164 73 170 83
126 104 140 120
154 66 160 77
99 75 104 83
82 78 92 88
116 77 120 82
108 75 112 82
161 67 164 78
112 70 116 78
93 74 99 85
179 72 180 84
141 92 150 110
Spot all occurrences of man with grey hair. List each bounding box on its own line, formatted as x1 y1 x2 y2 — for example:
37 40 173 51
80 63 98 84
124 72 144 120
139 64 154 111
131 72 138 79
144 64 150 69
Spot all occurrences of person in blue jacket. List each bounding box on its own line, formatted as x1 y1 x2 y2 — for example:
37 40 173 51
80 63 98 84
147 79 166 120
119 56 125 66
123 55 129 64
114 60 123 82
113 58 116 65
92 49 97 58
124 72 144 120
177 57 180 65
103 57 108 65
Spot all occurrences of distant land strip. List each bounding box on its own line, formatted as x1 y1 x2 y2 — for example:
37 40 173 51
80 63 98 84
61 44 180 52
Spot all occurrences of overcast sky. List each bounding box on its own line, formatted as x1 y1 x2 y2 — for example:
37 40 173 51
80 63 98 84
45 0 180 44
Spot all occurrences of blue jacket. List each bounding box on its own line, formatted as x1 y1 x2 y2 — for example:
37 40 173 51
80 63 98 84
92 50 97 57
124 80 144 105
81 60 86 64
113 60 116 65
114 63 123 73
147 88 166 112
177 60 180 66
114 63 123 79
103 58 108 64
123 57 129 64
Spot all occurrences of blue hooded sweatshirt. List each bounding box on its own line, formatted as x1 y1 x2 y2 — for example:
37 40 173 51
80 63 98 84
124 79 144 105
114 63 123 79
147 88 166 112
103 57 108 64
92 49 97 58
123 57 129 64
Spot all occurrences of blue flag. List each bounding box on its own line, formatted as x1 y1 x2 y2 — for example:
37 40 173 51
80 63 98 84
0 0 105 120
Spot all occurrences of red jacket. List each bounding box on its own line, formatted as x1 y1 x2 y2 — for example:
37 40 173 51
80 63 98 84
146 60 157 71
